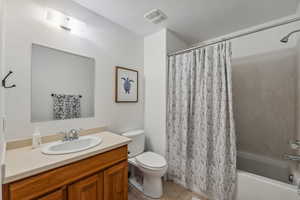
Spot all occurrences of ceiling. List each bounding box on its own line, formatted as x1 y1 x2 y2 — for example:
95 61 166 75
72 0 300 45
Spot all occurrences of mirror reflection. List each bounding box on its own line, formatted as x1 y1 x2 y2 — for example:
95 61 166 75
31 44 95 122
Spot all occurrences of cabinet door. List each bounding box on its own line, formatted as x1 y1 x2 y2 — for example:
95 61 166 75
37 188 66 200
104 161 128 200
68 173 103 200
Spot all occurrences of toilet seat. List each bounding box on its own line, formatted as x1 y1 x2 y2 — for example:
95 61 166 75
135 152 167 170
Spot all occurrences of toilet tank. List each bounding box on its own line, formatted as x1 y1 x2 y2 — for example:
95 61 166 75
122 129 145 158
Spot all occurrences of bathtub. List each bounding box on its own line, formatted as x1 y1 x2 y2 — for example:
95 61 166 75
179 150 298 199
235 151 298 199
235 170 298 200
237 151 290 183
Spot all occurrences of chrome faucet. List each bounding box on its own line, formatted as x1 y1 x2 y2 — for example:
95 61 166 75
69 129 80 140
60 129 80 141
284 154 300 161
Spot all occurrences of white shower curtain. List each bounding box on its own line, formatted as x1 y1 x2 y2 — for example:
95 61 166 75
166 41 236 200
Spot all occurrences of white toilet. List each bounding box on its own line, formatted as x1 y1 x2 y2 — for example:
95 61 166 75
122 130 167 199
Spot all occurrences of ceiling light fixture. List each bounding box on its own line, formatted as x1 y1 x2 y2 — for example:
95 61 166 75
45 8 85 35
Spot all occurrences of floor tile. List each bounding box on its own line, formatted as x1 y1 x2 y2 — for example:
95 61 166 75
128 181 207 200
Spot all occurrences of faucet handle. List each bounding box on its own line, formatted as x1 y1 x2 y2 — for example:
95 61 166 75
289 140 300 150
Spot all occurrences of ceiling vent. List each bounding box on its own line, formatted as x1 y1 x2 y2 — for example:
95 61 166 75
144 9 167 24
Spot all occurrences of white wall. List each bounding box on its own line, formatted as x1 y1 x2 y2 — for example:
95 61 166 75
231 20 300 59
4 0 144 141
167 30 188 53
297 2 300 15
31 44 95 122
144 29 167 156
191 14 300 59
144 29 187 156
0 0 5 198
0 0 4 138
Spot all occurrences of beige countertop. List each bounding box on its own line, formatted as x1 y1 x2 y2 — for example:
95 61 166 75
3 131 131 184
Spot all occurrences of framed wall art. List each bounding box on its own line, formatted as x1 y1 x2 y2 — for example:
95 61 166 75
115 66 138 103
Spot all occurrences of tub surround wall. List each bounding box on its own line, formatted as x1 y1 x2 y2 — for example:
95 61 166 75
237 150 290 183
229 18 300 162
296 40 300 142
291 37 300 181
4 0 144 141
233 49 297 160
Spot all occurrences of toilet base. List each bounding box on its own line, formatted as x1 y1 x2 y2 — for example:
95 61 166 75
128 155 167 199
129 176 163 199
129 178 144 192
143 175 163 198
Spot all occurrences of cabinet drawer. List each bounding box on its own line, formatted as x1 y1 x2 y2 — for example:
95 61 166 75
5 146 127 200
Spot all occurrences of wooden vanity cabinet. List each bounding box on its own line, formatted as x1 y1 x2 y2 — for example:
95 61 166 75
37 188 67 200
103 161 128 200
68 173 103 200
3 146 128 200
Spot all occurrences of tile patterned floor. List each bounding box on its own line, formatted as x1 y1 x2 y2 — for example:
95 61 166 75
128 181 208 200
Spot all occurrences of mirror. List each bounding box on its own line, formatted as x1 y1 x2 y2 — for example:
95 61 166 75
31 44 95 122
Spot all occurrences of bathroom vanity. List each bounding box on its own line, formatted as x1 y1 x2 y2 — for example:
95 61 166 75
2 132 131 200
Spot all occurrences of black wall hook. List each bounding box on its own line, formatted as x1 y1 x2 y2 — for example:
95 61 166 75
2 70 16 89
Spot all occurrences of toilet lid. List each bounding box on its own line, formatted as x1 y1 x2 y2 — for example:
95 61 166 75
135 152 167 169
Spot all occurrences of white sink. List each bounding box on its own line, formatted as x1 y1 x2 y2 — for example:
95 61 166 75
41 136 102 155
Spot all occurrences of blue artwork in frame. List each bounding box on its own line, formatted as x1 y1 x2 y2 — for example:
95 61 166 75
115 66 138 103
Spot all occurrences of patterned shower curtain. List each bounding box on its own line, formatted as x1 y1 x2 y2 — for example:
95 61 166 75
52 94 81 120
166 41 236 200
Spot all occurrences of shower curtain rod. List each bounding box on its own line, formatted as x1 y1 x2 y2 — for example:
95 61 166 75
168 16 300 57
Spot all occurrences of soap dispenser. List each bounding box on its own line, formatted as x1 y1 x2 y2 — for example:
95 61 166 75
32 127 42 149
